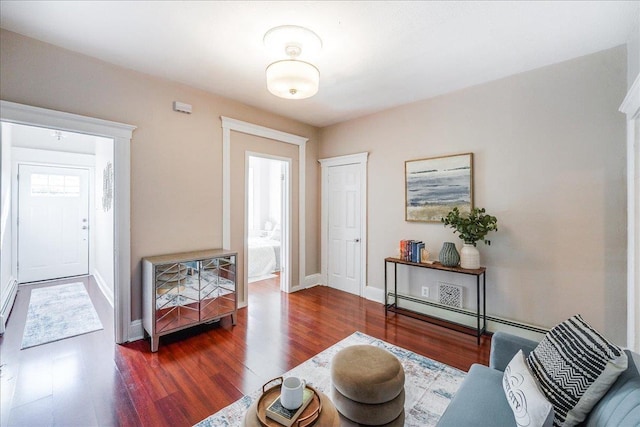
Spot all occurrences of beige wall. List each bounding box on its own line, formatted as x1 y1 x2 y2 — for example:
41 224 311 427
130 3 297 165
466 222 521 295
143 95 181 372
319 46 628 344
0 29 319 320
628 12 640 89
0 28 630 344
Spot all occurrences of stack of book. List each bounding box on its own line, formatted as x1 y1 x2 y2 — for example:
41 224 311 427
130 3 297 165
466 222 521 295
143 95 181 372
399 240 426 263
265 388 314 426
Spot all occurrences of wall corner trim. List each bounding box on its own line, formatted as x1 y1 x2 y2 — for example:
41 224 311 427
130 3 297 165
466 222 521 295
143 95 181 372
620 73 640 352
620 73 640 118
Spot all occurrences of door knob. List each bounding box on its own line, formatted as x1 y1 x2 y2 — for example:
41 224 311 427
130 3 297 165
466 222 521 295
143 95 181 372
354 238 360 243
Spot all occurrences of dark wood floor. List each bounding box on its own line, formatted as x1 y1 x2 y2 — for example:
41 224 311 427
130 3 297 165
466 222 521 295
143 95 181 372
0 276 491 427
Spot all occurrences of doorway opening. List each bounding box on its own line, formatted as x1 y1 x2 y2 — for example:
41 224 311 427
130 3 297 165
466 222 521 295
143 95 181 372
246 154 290 293
4 123 116 336
0 101 134 343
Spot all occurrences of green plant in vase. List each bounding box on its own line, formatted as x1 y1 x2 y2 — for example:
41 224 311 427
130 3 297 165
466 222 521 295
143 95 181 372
441 207 498 269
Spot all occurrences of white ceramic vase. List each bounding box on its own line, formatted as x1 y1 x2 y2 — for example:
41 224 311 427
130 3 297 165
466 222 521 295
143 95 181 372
460 243 480 269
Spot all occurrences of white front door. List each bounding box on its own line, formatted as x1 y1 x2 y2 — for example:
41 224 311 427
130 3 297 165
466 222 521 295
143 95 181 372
327 163 362 296
18 164 90 283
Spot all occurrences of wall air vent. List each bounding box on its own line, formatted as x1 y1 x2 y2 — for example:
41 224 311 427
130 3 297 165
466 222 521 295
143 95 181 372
438 282 462 308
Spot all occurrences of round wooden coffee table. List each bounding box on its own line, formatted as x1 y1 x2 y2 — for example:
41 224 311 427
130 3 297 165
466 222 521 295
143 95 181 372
242 388 340 427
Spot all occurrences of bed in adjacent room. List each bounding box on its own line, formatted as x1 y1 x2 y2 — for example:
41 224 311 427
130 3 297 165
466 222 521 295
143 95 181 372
247 235 281 282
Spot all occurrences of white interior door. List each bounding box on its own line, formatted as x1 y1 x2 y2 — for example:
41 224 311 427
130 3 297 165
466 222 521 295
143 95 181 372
18 164 89 283
327 163 361 296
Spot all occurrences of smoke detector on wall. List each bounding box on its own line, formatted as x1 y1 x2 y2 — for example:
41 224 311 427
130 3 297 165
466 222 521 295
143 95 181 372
173 101 192 114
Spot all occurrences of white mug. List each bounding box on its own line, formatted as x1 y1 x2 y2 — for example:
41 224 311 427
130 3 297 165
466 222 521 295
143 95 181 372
280 376 306 410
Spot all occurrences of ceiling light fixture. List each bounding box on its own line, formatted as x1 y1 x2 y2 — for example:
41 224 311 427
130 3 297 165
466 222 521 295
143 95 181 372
264 25 322 100
51 130 66 141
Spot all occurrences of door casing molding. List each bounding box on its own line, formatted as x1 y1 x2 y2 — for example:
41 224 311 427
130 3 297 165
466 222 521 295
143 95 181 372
319 152 368 298
220 116 307 305
0 100 135 344
620 74 640 352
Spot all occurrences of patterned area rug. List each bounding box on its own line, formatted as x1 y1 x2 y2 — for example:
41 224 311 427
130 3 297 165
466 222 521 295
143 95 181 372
195 331 465 427
21 282 103 349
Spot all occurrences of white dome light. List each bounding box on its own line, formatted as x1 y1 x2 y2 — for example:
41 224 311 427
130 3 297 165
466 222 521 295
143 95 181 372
264 25 322 100
266 60 319 99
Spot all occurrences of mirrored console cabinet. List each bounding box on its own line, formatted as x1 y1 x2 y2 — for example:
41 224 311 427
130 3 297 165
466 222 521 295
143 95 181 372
142 249 237 352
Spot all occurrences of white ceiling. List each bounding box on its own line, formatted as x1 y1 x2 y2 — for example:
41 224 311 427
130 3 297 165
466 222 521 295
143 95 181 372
9 123 97 155
1 1 638 127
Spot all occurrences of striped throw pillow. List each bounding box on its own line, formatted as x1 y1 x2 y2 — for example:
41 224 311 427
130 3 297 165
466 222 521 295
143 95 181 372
526 315 627 427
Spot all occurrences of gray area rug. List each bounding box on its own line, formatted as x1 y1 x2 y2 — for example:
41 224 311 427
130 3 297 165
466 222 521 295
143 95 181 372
195 331 465 427
21 282 103 349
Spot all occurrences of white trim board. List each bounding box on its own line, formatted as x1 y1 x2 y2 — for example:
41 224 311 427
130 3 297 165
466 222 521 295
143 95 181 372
620 73 640 352
0 100 135 344
318 152 369 296
220 117 308 302
0 277 17 334
93 269 114 308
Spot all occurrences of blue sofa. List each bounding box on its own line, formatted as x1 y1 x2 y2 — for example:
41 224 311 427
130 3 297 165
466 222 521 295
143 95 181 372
437 332 640 426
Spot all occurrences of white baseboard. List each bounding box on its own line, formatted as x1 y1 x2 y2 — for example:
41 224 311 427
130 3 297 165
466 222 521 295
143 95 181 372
303 273 321 288
303 277 382 302
0 276 18 335
386 292 548 341
290 274 322 293
92 270 114 308
128 319 144 342
364 285 384 303
485 315 547 341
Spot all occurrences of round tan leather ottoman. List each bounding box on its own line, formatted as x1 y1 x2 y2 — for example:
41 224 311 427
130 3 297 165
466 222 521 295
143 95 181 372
331 386 405 426
331 345 405 425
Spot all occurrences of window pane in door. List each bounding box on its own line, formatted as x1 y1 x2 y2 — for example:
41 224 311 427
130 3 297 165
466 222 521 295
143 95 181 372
30 173 81 197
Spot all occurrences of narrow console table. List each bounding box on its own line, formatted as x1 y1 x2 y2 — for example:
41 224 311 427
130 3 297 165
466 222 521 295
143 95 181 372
384 257 486 344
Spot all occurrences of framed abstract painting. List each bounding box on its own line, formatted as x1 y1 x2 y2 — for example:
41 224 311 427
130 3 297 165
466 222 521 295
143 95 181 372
405 153 473 222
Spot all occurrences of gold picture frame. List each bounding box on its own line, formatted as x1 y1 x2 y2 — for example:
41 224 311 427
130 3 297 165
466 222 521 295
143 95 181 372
405 153 474 222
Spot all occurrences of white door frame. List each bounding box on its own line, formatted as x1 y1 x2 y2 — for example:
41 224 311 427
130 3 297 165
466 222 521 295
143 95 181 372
0 100 135 344
620 74 640 352
245 152 291 292
319 152 368 298
221 116 307 307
